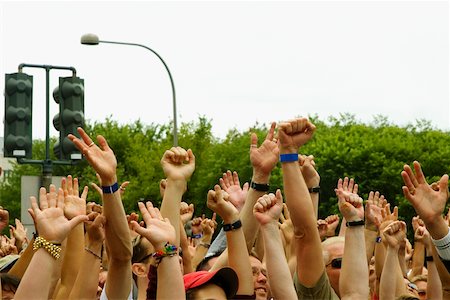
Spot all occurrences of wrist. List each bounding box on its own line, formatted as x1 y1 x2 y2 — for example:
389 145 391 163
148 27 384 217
252 172 270 184
425 217 448 240
100 175 118 187
279 147 298 154
222 215 240 225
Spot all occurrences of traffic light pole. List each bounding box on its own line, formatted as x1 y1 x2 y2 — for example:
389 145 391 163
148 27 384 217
17 64 78 190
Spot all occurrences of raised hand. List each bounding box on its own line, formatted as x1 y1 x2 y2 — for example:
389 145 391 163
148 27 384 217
317 219 328 241
253 190 283 226
0 207 9 232
160 147 195 181
411 216 425 234
28 185 88 243
191 217 203 235
379 203 399 232
62 175 87 220
180 202 194 225
335 178 364 222
277 118 316 154
86 212 106 244
325 214 340 237
68 128 117 185
127 212 140 239
401 161 448 225
219 170 249 211
207 185 239 224
130 202 176 250
250 122 279 180
201 214 217 236
9 218 28 251
382 221 407 250
279 203 294 243
299 155 320 188
365 191 385 231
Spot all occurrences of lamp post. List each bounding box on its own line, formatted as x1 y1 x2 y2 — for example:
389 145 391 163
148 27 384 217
80 33 178 146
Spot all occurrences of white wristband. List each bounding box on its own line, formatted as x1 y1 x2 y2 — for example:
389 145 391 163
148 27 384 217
431 227 450 260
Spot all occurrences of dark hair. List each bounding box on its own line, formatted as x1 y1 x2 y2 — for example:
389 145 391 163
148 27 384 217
0 273 20 293
196 252 222 272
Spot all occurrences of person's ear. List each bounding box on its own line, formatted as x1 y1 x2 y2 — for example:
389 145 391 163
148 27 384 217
131 262 148 277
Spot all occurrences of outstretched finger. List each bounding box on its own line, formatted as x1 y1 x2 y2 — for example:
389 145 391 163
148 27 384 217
97 135 111 152
38 187 48 209
403 165 419 187
413 161 426 184
265 122 276 141
81 186 89 200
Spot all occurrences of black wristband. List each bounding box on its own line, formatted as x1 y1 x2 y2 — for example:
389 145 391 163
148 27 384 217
102 182 119 194
308 186 320 193
346 220 365 227
425 256 434 262
250 181 269 192
223 220 242 232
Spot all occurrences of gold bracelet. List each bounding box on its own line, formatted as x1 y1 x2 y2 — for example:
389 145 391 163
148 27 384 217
33 236 62 259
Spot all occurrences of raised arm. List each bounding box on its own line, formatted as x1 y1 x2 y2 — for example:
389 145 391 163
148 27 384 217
70 212 106 300
69 127 132 299
55 176 88 300
253 190 297 300
336 182 369 300
419 226 443 300
15 186 88 300
379 221 408 300
299 155 320 219
240 122 279 251
160 147 195 247
208 185 254 295
277 118 321 286
364 191 384 265
131 202 184 300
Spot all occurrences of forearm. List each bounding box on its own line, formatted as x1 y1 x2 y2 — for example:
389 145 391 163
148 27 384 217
340 226 369 299
410 241 425 278
365 229 378 265
339 218 347 237
431 246 450 291
15 249 58 300
105 257 132 299
379 247 399 300
426 251 443 300
55 224 85 300
261 223 297 300
69 239 102 300
309 192 319 219
282 162 324 286
179 222 194 274
191 234 212 270
225 226 253 295
103 191 132 260
157 255 185 300
160 179 186 247
241 171 270 251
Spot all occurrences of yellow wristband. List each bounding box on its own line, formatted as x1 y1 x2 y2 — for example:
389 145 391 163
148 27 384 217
33 236 62 259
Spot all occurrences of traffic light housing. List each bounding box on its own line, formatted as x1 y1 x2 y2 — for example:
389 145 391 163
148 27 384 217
4 72 33 158
53 76 84 160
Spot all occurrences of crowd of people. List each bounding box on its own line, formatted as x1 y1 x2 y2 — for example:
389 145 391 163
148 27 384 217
0 117 449 299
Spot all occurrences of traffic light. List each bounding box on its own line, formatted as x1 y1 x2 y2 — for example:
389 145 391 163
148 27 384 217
53 76 84 160
4 72 33 158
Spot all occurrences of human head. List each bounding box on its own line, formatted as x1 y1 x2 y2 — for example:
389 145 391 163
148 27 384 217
322 236 345 296
196 252 221 272
184 267 238 300
249 255 269 300
131 236 155 283
411 275 427 300
0 273 20 300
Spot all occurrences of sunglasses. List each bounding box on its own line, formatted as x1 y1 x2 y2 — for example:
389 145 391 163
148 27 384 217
326 257 342 269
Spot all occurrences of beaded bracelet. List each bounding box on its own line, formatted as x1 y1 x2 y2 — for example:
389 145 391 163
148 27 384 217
152 242 178 266
33 236 62 259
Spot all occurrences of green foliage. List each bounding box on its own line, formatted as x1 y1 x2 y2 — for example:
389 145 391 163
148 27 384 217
2 114 450 240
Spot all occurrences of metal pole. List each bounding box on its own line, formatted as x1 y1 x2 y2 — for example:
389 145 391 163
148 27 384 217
98 40 178 146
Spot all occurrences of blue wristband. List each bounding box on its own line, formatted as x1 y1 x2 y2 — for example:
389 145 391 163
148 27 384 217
279 153 299 163
102 182 119 194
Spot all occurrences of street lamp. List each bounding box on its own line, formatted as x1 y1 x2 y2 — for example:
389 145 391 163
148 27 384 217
80 33 178 146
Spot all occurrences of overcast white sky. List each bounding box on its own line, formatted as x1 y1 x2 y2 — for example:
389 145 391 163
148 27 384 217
0 0 448 142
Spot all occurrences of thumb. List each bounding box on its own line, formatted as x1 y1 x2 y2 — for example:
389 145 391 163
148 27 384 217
130 221 145 235
439 174 449 196
275 189 283 204
187 149 195 165
68 215 89 230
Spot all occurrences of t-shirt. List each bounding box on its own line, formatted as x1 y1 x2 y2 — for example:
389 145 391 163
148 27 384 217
293 270 339 300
